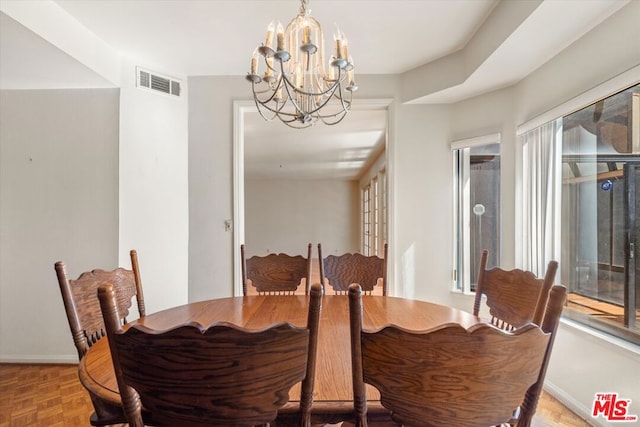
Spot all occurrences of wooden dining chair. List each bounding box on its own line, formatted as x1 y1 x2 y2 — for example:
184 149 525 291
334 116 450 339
474 249 558 330
318 243 388 295
98 282 323 427
54 249 145 426
348 283 551 427
473 249 561 426
513 284 567 427
241 243 313 295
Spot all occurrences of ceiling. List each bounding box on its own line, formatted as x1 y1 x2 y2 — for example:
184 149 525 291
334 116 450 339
54 0 498 77
0 0 630 179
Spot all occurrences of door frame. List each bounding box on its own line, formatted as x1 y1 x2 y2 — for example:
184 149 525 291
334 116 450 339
232 98 395 296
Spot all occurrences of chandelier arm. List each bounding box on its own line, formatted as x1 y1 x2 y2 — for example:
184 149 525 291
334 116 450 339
330 80 352 116
256 98 309 120
283 76 345 98
253 96 280 122
320 110 348 126
319 90 353 124
267 99 314 128
301 80 345 117
254 100 278 122
281 118 314 129
274 58 312 119
272 68 351 120
251 83 288 122
289 66 343 118
255 100 314 122
279 59 347 98
253 85 311 120
279 75 309 119
251 80 281 104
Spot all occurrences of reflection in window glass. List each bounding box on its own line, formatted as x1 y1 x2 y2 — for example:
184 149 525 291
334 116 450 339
561 83 640 343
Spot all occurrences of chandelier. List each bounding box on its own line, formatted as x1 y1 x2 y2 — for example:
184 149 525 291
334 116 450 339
246 0 357 129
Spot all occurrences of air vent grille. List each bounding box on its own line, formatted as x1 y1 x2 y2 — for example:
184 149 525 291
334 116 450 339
171 80 181 96
136 67 181 97
139 70 150 88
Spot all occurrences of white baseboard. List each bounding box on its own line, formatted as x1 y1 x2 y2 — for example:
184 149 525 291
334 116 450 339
545 381 600 427
0 354 78 364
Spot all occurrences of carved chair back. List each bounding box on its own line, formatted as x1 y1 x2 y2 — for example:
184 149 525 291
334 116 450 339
98 282 323 427
54 249 145 359
473 249 558 330
472 250 565 426
54 249 145 426
318 243 387 295
349 283 550 427
241 243 312 295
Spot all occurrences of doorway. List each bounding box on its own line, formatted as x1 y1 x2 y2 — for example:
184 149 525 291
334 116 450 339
233 99 394 296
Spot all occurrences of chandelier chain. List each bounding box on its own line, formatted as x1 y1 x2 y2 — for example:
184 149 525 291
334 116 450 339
300 0 309 14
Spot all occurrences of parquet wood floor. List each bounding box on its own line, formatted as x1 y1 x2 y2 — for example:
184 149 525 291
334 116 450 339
0 364 108 427
1 363 592 426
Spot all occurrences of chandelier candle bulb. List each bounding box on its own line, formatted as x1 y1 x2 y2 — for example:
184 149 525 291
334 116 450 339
250 48 259 75
302 24 311 45
276 23 285 51
334 37 342 59
341 35 348 62
265 21 275 48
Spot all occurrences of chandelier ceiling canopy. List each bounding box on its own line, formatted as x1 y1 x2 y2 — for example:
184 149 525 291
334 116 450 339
246 0 357 129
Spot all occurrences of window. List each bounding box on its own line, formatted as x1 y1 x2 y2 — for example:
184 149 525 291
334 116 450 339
520 83 640 344
361 170 387 256
362 185 371 255
452 136 501 293
372 176 380 255
561 84 640 343
380 170 388 250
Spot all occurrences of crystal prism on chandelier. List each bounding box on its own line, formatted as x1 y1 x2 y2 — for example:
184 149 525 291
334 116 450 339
246 0 357 129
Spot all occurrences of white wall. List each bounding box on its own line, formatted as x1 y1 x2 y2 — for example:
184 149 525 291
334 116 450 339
393 103 452 302
244 179 359 257
0 89 120 362
188 76 245 301
0 61 190 362
118 59 189 313
549 322 640 426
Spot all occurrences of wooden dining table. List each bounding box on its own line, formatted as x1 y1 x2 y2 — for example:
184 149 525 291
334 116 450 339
79 294 481 424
